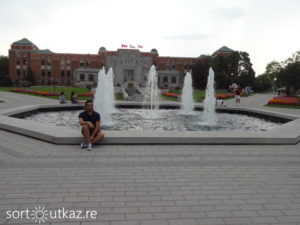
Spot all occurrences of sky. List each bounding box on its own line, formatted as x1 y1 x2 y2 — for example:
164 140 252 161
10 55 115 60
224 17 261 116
0 0 299 75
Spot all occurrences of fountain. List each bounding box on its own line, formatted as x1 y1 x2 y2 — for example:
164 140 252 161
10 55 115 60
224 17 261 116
21 64 285 134
107 68 117 113
143 65 160 118
94 67 116 125
203 67 216 125
180 71 195 115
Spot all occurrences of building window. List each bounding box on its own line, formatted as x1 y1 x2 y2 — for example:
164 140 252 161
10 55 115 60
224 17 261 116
171 76 176 84
47 59 52 66
163 76 168 83
88 74 94 82
41 59 45 65
80 61 85 67
17 69 21 75
66 59 71 66
66 70 71 77
16 59 20 65
172 64 176 70
60 71 65 77
124 70 134 81
144 76 147 81
47 71 51 77
23 58 27 65
60 59 65 65
41 70 45 77
80 74 85 81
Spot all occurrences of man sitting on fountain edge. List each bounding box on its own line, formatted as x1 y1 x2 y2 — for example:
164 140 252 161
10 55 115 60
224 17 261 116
79 100 105 150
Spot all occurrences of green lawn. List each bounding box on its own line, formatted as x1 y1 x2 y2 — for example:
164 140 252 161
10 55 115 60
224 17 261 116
0 86 124 101
265 104 300 109
161 89 231 102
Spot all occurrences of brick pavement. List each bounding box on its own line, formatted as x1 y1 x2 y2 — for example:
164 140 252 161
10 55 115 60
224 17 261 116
1 129 300 225
1 91 300 224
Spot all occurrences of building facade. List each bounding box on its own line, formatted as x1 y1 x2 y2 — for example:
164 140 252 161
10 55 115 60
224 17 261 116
8 38 233 88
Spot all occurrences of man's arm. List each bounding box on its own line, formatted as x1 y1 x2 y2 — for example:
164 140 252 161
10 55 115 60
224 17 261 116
79 118 94 128
91 121 100 138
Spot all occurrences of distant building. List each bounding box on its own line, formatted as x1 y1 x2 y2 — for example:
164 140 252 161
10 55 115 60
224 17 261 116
8 38 233 88
212 46 235 57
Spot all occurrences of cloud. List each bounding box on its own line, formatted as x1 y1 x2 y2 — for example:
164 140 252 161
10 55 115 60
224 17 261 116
215 7 245 20
163 33 210 41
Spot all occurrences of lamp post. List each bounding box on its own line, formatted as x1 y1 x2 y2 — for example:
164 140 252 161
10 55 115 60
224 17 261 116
52 79 58 94
273 77 277 92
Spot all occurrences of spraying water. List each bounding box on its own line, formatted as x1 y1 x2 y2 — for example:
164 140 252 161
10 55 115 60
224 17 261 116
180 72 195 115
203 67 216 125
94 67 116 125
143 65 160 119
107 68 117 113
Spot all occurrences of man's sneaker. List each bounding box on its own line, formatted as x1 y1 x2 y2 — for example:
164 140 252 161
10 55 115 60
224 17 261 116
87 143 92 151
80 143 88 149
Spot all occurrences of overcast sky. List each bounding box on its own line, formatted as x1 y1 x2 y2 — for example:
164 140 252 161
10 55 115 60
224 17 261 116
0 0 299 75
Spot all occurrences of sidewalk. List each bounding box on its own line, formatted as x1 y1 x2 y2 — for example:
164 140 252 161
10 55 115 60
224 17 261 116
224 92 300 116
0 91 300 225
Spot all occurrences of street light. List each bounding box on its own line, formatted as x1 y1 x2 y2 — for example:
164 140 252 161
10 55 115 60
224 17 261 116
52 79 58 93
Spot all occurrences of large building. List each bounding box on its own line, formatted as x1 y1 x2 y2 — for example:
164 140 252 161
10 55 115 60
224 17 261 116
8 38 233 88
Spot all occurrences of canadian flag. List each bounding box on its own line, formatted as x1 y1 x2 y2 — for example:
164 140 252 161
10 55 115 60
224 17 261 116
137 45 143 48
121 44 128 48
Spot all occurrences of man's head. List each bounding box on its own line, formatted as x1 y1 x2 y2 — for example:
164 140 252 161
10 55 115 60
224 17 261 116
85 100 93 112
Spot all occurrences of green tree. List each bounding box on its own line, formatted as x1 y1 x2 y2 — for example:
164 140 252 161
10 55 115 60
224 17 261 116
0 56 12 86
191 56 212 89
225 51 240 84
24 66 35 85
277 61 300 95
253 73 272 92
211 55 227 89
237 51 255 88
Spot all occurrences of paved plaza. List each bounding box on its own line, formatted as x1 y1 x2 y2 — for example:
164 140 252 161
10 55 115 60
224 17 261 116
0 92 300 225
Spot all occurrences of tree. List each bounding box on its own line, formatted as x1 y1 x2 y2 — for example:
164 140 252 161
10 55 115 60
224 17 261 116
237 51 255 88
191 56 211 89
211 55 228 89
253 73 272 92
211 51 255 90
0 56 12 86
283 50 300 66
265 61 282 75
277 61 300 95
24 66 35 85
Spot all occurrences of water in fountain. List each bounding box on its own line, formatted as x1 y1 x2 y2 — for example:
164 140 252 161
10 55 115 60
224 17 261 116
94 67 115 125
143 65 160 119
107 68 118 113
203 67 216 125
180 71 195 115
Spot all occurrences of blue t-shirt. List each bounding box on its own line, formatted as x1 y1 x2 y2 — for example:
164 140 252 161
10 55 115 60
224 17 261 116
79 111 101 126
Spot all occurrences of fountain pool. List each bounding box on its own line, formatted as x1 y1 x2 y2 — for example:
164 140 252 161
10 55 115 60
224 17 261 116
23 108 282 132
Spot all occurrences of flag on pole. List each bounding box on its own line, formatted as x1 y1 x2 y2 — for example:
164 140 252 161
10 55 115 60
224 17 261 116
121 44 128 48
129 44 135 48
137 45 143 48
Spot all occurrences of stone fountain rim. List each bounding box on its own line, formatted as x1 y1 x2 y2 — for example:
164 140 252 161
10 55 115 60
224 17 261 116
0 103 299 145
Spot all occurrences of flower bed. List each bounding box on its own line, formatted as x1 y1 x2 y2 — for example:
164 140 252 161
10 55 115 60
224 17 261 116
215 93 235 99
162 92 181 98
78 91 95 97
10 89 60 97
201 93 235 99
267 96 300 105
